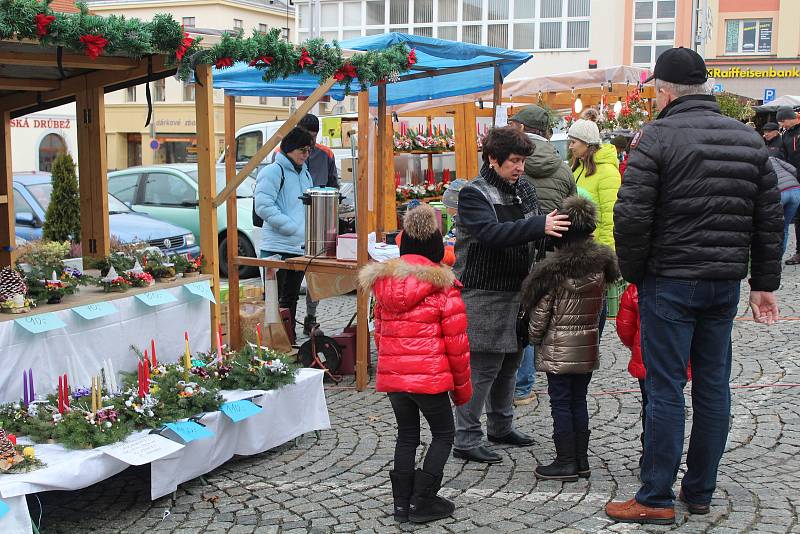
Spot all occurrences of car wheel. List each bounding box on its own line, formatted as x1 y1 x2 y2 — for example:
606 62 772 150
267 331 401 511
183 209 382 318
219 232 260 279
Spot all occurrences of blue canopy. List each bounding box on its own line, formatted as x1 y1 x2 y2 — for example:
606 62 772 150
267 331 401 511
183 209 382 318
210 33 531 106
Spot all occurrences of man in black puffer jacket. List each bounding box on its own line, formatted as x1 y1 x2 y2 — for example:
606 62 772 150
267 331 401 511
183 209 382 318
606 48 783 526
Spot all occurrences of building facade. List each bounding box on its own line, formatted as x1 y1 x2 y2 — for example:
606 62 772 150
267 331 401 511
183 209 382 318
86 0 297 169
294 0 694 79
703 0 800 100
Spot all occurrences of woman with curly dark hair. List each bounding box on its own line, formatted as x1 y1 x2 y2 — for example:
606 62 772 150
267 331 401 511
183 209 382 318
452 126 571 464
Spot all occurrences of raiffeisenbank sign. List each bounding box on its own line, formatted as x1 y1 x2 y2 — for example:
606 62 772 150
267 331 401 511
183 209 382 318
708 66 800 78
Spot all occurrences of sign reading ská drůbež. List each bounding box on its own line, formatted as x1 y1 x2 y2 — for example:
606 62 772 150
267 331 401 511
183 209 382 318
708 66 800 79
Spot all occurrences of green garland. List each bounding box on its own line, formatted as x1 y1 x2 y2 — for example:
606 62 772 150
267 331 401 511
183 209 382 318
0 0 412 91
219 344 299 391
53 406 133 449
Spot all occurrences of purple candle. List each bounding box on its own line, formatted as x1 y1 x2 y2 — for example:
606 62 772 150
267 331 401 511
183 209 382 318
29 368 34 401
23 370 28 406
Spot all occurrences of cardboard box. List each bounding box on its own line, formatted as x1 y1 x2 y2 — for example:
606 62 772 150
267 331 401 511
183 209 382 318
336 233 358 261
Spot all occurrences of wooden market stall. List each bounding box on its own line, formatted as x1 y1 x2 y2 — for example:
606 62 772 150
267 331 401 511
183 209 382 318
209 33 532 391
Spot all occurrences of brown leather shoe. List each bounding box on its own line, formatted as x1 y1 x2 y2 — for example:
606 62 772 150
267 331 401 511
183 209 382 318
679 490 710 515
605 498 675 525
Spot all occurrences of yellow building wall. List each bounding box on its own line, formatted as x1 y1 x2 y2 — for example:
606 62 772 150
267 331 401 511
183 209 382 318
777 0 800 57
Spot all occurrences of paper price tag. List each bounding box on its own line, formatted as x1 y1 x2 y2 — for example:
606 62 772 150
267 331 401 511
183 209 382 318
15 312 66 333
72 301 118 320
101 433 185 465
164 421 214 443
184 281 216 303
220 400 262 423
136 290 178 307
0 499 8 519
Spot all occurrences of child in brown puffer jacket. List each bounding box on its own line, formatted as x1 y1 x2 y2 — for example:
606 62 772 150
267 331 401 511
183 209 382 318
521 195 620 481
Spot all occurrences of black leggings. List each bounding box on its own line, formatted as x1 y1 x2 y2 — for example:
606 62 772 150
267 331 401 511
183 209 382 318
388 392 454 475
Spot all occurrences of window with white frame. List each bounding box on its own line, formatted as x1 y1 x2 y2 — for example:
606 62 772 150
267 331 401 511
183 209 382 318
632 0 675 67
233 19 243 31
182 17 195 28
725 19 772 55
125 86 136 102
259 96 268 105
182 82 195 102
296 0 590 51
259 23 268 33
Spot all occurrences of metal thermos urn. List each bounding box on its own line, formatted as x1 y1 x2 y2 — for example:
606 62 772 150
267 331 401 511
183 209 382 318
301 187 339 257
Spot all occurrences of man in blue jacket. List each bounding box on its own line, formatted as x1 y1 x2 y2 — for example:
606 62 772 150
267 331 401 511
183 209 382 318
255 127 315 331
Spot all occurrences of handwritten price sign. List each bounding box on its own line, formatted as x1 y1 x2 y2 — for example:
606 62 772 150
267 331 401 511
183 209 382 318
184 281 216 303
15 312 67 333
221 400 262 423
136 290 178 307
164 421 214 443
73 301 118 320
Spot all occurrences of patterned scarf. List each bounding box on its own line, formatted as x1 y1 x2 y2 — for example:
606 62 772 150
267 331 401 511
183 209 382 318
479 163 542 219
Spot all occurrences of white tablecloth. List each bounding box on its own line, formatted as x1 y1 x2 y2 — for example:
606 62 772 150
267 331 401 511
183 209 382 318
0 285 211 403
0 368 330 534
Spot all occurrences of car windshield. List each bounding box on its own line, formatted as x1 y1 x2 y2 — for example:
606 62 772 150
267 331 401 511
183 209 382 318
26 183 131 214
185 170 256 198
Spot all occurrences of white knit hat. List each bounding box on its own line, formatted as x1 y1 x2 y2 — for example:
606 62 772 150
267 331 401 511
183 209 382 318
568 119 602 146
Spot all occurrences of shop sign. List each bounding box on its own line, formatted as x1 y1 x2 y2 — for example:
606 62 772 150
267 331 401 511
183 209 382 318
764 88 776 103
708 67 800 79
9 118 71 129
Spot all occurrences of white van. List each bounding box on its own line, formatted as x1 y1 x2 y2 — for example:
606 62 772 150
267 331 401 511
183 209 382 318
217 115 358 176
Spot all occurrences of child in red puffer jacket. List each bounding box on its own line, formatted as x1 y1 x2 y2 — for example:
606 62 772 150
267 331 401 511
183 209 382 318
359 204 471 526
616 283 691 468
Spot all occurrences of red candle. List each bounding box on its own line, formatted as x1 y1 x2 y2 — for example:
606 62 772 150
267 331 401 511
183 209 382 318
256 323 263 356
58 375 64 414
151 339 157 367
137 360 144 398
64 373 69 408
144 357 150 394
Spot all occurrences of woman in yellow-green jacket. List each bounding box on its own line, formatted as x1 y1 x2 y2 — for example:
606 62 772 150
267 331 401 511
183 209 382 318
567 119 622 250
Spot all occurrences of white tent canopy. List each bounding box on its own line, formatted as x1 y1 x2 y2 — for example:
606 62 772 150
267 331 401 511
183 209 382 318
392 65 653 113
754 95 800 113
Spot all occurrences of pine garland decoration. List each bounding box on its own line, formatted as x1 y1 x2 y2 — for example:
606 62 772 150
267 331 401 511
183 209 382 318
219 344 299 392
0 0 412 93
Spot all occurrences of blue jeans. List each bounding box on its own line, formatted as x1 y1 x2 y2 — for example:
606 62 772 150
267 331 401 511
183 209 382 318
636 275 739 508
781 188 800 255
514 345 536 397
546 372 592 436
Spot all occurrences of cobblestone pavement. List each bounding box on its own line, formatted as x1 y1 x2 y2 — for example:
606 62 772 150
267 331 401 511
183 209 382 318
35 259 800 533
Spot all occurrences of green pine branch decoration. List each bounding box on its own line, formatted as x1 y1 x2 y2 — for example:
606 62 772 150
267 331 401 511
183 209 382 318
0 0 412 94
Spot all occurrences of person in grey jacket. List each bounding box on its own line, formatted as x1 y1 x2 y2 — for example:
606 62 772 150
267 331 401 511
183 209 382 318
508 105 578 406
452 127 570 465
769 156 800 254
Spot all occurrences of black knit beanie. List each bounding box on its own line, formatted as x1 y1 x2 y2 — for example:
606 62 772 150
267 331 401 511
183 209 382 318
299 113 320 133
280 126 315 154
400 204 445 263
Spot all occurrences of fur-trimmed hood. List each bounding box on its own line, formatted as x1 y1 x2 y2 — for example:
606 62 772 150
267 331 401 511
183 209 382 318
521 240 620 308
359 255 457 313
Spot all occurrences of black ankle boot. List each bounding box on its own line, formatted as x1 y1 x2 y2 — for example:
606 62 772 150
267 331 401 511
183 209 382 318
408 469 455 523
535 433 578 482
575 430 591 478
389 470 414 522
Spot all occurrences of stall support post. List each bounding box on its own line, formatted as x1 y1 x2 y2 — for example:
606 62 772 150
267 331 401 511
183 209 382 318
195 64 222 347
492 64 502 125
0 110 13 267
224 95 241 349
355 90 371 391
375 84 387 240
76 83 110 261
455 102 478 181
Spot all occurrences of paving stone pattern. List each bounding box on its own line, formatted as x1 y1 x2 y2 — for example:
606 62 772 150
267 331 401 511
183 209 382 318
35 258 800 533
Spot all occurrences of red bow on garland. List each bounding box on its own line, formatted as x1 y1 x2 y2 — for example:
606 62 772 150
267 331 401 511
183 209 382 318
407 49 417 68
334 62 357 81
215 57 234 69
79 34 109 60
175 31 195 61
248 55 274 67
297 48 314 69
34 13 55 37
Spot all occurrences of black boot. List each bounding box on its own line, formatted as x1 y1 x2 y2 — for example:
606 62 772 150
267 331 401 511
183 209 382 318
303 315 322 336
389 470 414 522
575 430 591 478
408 469 455 523
535 433 578 482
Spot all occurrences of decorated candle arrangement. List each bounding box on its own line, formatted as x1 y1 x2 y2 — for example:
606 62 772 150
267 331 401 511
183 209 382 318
22 369 34 406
